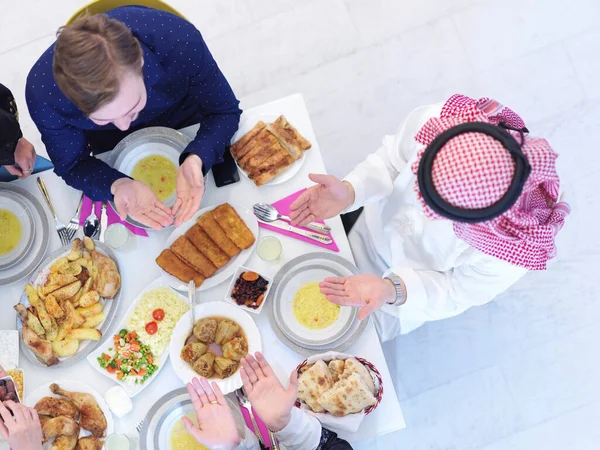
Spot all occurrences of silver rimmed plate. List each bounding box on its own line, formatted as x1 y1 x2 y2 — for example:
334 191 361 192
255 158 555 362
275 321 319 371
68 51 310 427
16 242 122 368
106 127 191 230
0 190 35 270
139 388 246 450
268 253 368 354
0 183 49 286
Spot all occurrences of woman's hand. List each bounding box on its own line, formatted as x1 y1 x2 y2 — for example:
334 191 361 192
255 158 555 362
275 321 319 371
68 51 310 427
184 377 241 450
320 275 398 320
112 178 174 230
0 401 43 450
289 174 355 226
172 154 204 227
240 352 298 433
5 138 36 179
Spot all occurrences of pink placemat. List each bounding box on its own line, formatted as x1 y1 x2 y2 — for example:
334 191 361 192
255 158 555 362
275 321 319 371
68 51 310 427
79 196 148 237
258 189 339 252
240 405 272 447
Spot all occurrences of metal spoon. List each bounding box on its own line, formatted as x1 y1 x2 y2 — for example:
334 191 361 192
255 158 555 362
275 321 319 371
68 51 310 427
253 203 331 234
83 203 100 239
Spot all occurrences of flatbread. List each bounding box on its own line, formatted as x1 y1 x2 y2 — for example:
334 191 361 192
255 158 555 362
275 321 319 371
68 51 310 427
297 360 333 413
342 358 376 394
328 360 345 383
317 373 377 417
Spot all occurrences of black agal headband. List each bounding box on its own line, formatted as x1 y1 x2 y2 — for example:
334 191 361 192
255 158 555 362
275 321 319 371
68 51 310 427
417 122 532 223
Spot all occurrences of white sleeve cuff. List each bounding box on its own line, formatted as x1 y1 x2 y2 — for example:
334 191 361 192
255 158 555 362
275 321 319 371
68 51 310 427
384 267 428 312
342 172 366 212
275 408 321 450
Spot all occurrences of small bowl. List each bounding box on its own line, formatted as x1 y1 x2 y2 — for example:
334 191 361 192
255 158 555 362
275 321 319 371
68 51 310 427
224 266 273 315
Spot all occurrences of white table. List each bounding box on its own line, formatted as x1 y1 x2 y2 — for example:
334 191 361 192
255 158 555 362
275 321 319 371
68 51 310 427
0 94 405 446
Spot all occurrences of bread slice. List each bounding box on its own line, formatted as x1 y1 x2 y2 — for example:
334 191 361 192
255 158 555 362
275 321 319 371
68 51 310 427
185 225 230 269
318 373 377 416
342 358 375 394
156 249 205 286
196 213 241 258
211 203 256 250
170 236 218 278
267 115 311 160
297 360 333 413
230 121 267 160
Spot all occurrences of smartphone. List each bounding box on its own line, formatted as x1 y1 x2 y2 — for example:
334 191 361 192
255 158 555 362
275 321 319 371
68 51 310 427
212 147 240 187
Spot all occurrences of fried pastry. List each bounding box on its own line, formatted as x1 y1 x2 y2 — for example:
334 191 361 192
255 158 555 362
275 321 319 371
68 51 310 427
170 236 218 278
185 225 230 269
230 121 266 160
211 203 255 250
196 213 241 258
267 116 311 160
155 249 205 286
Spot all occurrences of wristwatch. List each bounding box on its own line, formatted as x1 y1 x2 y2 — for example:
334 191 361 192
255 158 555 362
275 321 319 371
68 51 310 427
384 275 405 306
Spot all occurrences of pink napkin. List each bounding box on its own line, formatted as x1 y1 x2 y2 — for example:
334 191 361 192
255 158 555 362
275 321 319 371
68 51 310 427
79 196 149 237
239 405 273 448
258 189 339 252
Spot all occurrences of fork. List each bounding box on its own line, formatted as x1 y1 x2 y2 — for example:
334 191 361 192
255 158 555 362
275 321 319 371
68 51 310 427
37 177 70 247
235 388 265 447
253 203 331 234
65 193 83 242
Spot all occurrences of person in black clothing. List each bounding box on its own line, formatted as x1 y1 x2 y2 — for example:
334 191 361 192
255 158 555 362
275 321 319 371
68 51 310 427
0 84 36 179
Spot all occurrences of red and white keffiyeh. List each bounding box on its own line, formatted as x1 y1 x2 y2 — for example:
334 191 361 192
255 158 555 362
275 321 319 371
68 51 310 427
411 94 570 270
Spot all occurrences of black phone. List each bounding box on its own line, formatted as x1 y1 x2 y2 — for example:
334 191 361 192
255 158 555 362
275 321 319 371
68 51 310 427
212 147 240 187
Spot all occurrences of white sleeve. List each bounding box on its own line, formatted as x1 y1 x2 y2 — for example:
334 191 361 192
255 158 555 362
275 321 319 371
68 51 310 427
274 408 322 450
343 104 442 211
383 254 528 324
235 427 261 450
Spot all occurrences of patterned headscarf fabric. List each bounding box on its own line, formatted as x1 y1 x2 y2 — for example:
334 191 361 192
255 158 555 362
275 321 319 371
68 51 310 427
411 94 570 270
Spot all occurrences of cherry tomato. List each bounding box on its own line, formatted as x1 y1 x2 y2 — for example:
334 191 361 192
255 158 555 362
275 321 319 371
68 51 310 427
145 321 158 335
152 309 165 321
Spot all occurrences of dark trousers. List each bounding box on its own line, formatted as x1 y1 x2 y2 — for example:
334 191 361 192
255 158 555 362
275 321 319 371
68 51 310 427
341 207 363 235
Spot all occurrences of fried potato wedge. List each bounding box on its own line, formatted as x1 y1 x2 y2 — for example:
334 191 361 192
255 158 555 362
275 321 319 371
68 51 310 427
51 281 82 302
49 257 69 274
83 237 95 252
75 303 103 319
44 294 64 319
66 239 83 261
82 312 104 329
14 304 45 337
58 262 82 277
51 338 79 357
79 291 100 308
67 328 102 341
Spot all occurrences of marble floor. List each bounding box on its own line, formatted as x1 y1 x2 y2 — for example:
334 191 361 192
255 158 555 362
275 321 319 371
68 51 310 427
2 1 599 449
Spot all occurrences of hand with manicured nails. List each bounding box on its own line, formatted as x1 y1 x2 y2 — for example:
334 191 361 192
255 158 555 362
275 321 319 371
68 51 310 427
320 275 398 320
0 401 43 450
172 154 204 227
184 377 241 450
5 138 36 179
240 352 298 433
289 174 355 226
112 178 174 230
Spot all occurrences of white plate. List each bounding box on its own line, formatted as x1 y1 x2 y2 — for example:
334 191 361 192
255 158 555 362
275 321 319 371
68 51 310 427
139 388 246 450
17 243 122 368
0 194 34 268
224 265 273 315
169 302 262 394
87 278 186 397
161 203 258 292
230 112 308 186
0 184 49 286
25 379 114 444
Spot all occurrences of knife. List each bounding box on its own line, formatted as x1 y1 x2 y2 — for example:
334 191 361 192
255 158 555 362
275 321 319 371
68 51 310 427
99 201 108 243
261 219 333 245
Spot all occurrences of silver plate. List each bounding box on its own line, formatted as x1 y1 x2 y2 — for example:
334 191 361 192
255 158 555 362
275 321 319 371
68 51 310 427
105 127 191 230
140 388 246 450
16 242 122 368
0 190 36 270
268 252 369 355
0 183 50 286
